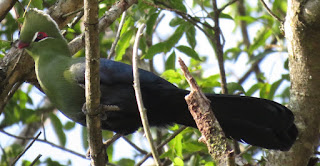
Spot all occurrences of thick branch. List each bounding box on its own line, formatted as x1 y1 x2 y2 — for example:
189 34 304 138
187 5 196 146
179 58 233 165
267 0 320 165
0 0 17 22
84 0 105 165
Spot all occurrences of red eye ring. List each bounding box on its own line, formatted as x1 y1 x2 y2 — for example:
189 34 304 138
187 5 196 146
35 32 48 42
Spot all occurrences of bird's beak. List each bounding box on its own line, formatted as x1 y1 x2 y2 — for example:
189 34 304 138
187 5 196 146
17 41 30 49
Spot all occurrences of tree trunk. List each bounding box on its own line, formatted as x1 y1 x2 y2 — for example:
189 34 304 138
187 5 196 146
267 0 320 165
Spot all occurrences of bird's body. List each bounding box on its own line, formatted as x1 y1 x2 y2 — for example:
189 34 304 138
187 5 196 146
18 9 298 151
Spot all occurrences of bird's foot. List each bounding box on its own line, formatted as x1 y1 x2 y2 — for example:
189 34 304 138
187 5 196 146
100 104 120 121
101 105 120 111
82 103 120 120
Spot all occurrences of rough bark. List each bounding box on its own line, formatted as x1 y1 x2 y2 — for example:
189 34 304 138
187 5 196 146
179 58 234 166
84 0 105 165
0 0 17 22
266 0 320 165
48 0 84 28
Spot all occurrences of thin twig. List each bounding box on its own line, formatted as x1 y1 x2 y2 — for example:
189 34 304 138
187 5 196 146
122 136 148 154
103 133 122 147
3 81 22 110
219 0 239 12
41 114 47 141
258 0 283 22
67 11 84 30
142 0 213 40
236 145 253 157
211 0 228 94
132 23 161 166
62 7 84 18
30 154 42 166
0 144 9 165
11 132 42 165
0 129 87 159
108 11 127 59
136 126 187 166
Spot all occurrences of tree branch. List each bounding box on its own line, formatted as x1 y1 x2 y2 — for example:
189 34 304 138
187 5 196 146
258 0 283 22
179 58 233 165
84 0 105 165
108 11 127 59
0 129 87 159
0 0 17 22
136 126 187 166
11 132 41 165
132 23 161 165
69 0 138 55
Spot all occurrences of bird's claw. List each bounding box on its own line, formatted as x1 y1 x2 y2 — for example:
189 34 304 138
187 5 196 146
82 103 120 120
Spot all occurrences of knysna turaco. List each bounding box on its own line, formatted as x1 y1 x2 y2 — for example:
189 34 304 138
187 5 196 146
17 9 298 151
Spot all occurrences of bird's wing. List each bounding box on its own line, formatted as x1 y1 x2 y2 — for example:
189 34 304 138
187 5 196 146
69 58 177 89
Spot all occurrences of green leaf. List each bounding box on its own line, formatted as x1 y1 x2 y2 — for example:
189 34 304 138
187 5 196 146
144 42 167 59
268 79 283 100
49 113 66 146
161 69 184 84
81 126 88 150
120 17 134 36
248 29 273 55
146 12 160 35
44 158 64 166
165 51 176 70
30 0 43 9
169 17 185 27
246 83 264 96
160 149 174 160
170 133 183 157
199 74 221 89
64 121 76 130
186 25 196 49
0 40 11 51
205 162 216 166
176 45 201 61
224 47 242 60
227 82 245 95
144 25 184 59
220 13 233 20
170 0 187 12
236 15 257 24
284 58 289 70
166 25 185 50
260 83 271 99
115 28 135 61
116 158 135 166
209 12 233 20
173 157 184 166
248 50 274 63
183 142 207 152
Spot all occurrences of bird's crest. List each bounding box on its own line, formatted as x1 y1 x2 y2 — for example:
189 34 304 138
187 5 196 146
19 8 63 44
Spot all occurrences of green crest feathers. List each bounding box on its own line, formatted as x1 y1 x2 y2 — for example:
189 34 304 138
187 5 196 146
19 8 63 43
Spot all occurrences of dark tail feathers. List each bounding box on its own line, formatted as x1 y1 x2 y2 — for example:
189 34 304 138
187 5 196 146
188 94 298 151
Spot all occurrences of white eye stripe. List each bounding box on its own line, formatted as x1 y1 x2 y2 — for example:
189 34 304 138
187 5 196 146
32 32 39 41
32 32 53 42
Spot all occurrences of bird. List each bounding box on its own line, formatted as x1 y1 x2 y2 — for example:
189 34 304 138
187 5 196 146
17 9 297 151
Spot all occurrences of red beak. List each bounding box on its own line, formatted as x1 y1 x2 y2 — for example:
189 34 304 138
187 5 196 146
17 41 30 49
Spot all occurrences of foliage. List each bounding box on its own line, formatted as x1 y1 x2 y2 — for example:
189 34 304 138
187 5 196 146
0 0 289 165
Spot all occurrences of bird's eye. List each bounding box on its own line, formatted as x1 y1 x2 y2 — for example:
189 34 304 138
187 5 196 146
33 32 49 42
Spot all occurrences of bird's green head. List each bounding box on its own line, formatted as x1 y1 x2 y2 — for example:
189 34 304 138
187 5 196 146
17 8 70 58
18 8 65 49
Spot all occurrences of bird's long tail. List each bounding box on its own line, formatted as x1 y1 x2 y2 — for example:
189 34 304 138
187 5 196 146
178 93 298 151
